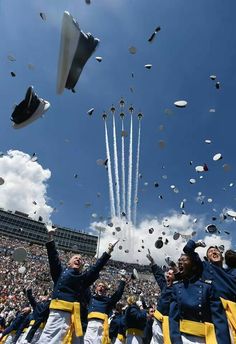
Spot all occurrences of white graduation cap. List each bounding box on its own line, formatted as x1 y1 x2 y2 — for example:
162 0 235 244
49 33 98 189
57 11 99 94
12 86 50 129
174 100 187 108
131 268 139 280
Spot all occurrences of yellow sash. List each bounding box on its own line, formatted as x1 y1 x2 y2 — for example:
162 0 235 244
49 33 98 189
29 320 46 330
117 333 125 342
126 328 143 336
221 297 236 343
180 319 217 344
154 310 171 344
49 299 83 344
88 311 110 344
0 331 16 344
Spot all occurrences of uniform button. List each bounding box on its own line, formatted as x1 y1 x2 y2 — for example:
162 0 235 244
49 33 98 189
198 297 201 300
178 291 181 294
198 304 202 307
199 312 202 315
199 291 202 293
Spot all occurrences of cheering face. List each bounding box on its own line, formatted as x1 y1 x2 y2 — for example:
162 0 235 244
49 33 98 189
96 283 108 296
68 255 84 270
165 269 175 286
148 308 155 318
207 247 223 264
178 255 193 278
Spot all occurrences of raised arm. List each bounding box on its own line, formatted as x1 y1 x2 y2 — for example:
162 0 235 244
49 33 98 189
26 289 37 310
45 239 63 283
183 240 204 270
146 253 166 291
109 280 126 306
83 242 116 287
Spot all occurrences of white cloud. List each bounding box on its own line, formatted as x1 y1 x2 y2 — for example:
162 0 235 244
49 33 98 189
90 211 232 265
0 150 53 222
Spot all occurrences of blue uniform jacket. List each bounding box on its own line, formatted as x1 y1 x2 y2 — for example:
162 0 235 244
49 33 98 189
124 304 147 331
169 276 231 344
109 313 125 340
26 289 50 322
2 312 32 342
88 280 125 316
143 317 153 344
183 240 236 301
46 240 111 302
226 267 236 278
151 264 172 315
25 302 50 343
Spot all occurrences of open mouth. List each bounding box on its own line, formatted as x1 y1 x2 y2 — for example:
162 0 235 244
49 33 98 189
74 261 81 267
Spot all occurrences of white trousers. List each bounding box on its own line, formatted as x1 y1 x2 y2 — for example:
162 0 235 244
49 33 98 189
38 309 84 344
16 327 43 344
125 334 143 344
84 319 103 344
113 338 124 344
150 319 163 344
181 334 205 344
4 334 15 344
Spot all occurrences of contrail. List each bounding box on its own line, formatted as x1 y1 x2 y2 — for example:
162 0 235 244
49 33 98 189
104 121 116 218
112 114 121 218
121 118 126 215
133 118 141 225
127 112 133 222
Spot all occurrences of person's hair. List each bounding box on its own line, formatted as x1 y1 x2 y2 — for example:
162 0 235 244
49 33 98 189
115 302 124 311
96 280 109 290
206 246 220 255
225 250 236 268
127 295 137 305
180 253 202 276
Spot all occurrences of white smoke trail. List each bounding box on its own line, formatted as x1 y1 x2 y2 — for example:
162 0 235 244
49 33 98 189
121 119 126 215
104 121 116 218
112 114 121 218
127 113 133 222
133 119 141 225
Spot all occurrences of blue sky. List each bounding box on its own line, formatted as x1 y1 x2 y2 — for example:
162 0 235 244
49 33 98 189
1 0 236 256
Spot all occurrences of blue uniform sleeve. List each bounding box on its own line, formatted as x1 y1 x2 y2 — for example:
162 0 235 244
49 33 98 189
183 240 203 270
130 307 147 323
1 314 22 336
83 252 111 287
26 289 37 310
209 285 231 344
169 288 183 344
13 315 31 343
109 280 125 306
151 264 166 291
46 240 63 283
